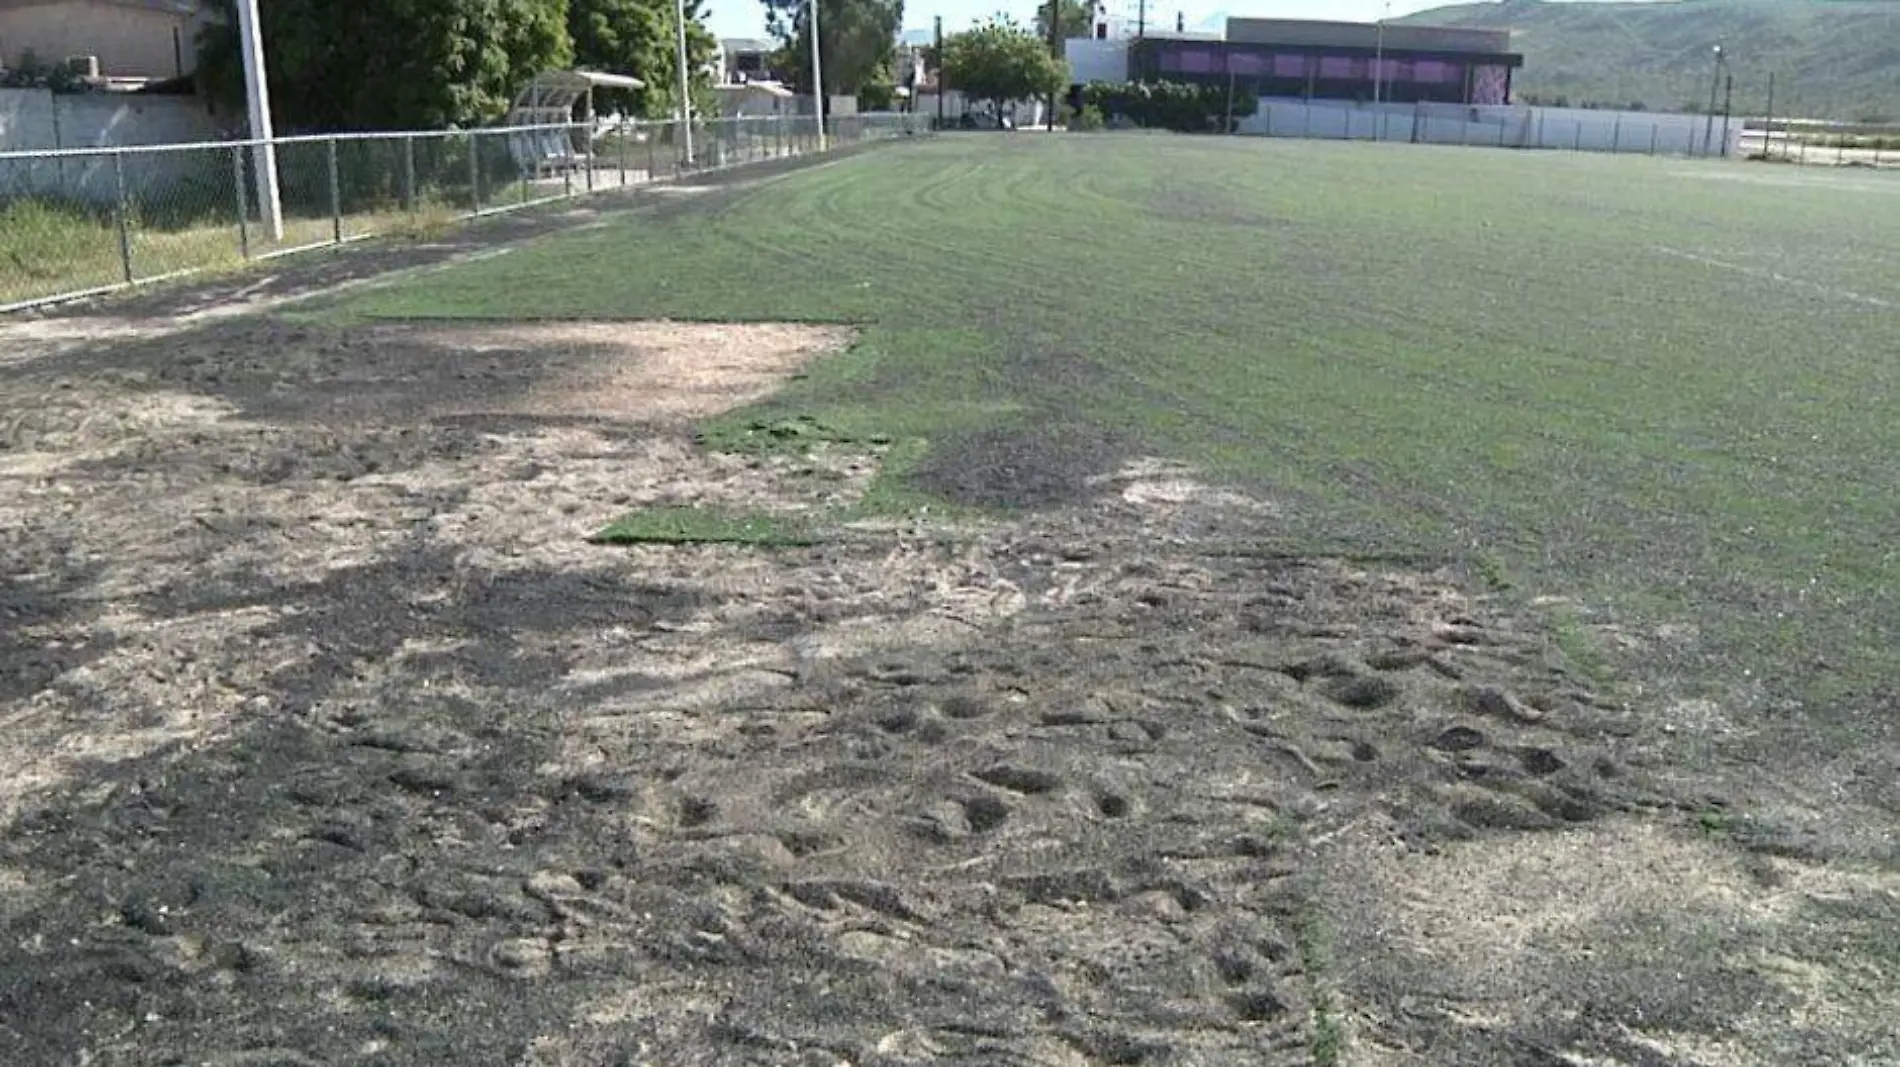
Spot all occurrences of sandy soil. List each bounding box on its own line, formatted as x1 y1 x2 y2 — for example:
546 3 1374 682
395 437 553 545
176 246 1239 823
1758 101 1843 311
2 306 1896 1066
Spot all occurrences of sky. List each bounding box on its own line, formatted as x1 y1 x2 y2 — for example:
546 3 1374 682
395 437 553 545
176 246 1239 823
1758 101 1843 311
704 0 1462 41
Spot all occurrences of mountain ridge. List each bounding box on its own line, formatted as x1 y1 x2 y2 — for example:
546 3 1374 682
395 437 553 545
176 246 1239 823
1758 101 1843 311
1401 0 1900 119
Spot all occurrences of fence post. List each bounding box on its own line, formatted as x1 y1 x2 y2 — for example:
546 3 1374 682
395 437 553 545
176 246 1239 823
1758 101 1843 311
522 133 532 204
1649 124 1659 155
563 125 575 196
327 136 342 243
618 124 628 186
1612 114 1622 154
231 145 251 259
1573 122 1583 152
467 134 481 213
112 150 134 283
1536 110 1546 147
646 123 658 180
403 134 418 216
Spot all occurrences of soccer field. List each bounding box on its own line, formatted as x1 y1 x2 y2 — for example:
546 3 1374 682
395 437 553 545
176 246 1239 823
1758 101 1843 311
7 134 1899 1065
347 134 1900 727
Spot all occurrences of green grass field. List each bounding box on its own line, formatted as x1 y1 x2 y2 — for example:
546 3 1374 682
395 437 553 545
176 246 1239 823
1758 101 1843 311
337 134 1900 731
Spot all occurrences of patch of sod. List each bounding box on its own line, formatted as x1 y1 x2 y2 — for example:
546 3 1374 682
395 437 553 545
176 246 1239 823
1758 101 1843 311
593 505 817 547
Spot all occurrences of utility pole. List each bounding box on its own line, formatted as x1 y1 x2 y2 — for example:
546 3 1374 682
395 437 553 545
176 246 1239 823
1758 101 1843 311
1722 70 1734 157
1047 0 1061 129
1762 71 1776 161
1372 0 1391 106
673 0 694 165
1704 44 1724 156
934 15 944 127
235 0 282 241
810 0 826 150
1137 0 1145 39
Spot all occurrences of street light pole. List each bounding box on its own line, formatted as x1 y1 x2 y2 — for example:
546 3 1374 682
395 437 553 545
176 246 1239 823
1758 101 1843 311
810 0 827 150
673 0 694 165
235 0 282 241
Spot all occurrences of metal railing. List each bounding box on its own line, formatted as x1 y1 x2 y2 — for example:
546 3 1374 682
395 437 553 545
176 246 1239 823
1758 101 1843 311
0 112 927 312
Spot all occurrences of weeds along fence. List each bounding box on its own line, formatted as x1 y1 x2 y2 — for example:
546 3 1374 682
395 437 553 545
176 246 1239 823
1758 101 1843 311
0 112 925 312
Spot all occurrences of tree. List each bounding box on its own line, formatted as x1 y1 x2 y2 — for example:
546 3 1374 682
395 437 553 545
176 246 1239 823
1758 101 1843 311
760 0 903 104
941 18 1066 118
569 0 718 119
197 0 573 132
1035 0 1097 49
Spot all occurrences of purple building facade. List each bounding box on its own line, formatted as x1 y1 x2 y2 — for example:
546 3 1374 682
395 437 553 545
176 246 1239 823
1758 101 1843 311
1126 19 1523 107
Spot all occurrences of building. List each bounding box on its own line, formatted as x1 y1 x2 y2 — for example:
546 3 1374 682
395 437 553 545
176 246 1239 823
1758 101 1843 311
0 0 215 84
719 37 779 85
1069 16 1524 108
715 80 793 118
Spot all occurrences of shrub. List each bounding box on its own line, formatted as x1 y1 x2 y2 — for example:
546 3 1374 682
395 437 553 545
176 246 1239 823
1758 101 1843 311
1071 104 1106 131
857 80 897 112
1079 80 1252 133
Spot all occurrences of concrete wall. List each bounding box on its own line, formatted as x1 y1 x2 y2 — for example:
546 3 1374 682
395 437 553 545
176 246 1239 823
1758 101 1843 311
912 92 1051 127
716 86 791 118
1066 39 1129 86
0 88 226 206
1236 98 1742 157
0 0 214 80
0 87 221 150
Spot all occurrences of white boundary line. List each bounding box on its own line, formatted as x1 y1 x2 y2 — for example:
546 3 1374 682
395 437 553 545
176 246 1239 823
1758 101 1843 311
1654 247 1895 309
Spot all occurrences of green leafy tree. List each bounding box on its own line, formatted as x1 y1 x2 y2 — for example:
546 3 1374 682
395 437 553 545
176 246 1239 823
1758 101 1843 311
760 0 903 105
941 17 1067 117
197 0 573 132
569 0 718 119
1035 0 1097 49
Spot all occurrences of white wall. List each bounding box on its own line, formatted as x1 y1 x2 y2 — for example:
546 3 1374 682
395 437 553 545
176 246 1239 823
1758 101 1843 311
0 0 215 80
1236 98 1742 157
0 89 226 206
1065 38 1129 86
0 87 222 151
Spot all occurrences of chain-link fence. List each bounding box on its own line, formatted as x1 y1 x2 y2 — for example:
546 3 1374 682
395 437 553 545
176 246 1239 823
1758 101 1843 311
1744 119 1899 168
1 112 926 312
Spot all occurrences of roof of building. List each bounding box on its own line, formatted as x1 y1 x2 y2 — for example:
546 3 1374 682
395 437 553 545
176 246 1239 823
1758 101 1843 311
1225 17 1514 57
715 80 793 98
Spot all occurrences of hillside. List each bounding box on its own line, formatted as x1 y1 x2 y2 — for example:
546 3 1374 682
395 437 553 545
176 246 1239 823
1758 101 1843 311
1402 0 1900 119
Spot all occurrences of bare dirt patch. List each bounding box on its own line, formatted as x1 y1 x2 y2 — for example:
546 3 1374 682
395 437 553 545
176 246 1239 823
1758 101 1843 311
1331 818 1900 1066
0 311 1893 1065
407 320 855 422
